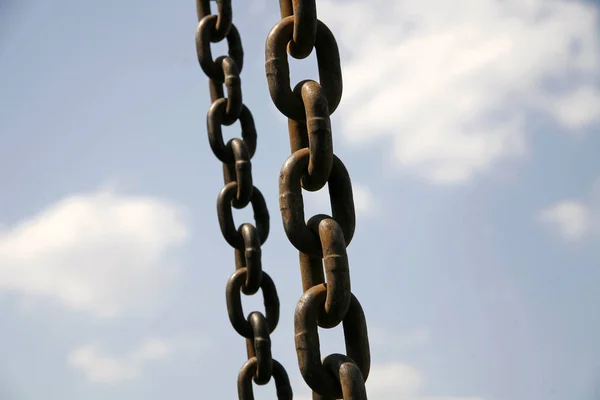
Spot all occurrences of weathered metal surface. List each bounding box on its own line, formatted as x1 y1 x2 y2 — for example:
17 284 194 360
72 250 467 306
296 80 333 191
287 0 317 59
238 358 293 400
198 0 371 398
265 16 343 121
294 286 370 398
267 1 372 398
317 354 369 400
196 0 232 43
208 104 256 163
226 268 280 338
279 150 355 254
195 0 292 397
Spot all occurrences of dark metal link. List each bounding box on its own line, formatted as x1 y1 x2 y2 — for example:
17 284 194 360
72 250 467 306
266 16 342 121
238 358 293 400
279 148 355 254
279 0 293 18
197 1 294 397
208 101 257 163
294 284 370 398
314 354 368 400
238 223 262 295
196 0 232 42
227 268 280 338
288 0 318 60
298 251 324 292
209 78 224 104
267 1 373 397
309 217 351 329
196 15 243 81
196 0 210 18
209 56 243 125
225 138 253 208
295 80 333 191
248 312 273 385
288 117 309 154
218 182 269 250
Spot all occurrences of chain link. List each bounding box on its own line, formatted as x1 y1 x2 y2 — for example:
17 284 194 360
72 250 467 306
195 1 293 397
315 354 368 400
267 2 371 398
266 16 342 121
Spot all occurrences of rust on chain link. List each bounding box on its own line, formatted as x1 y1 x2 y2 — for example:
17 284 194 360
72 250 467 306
294 285 370 397
279 148 355 254
197 1 292 397
226 268 280 338
265 16 342 121
238 358 293 400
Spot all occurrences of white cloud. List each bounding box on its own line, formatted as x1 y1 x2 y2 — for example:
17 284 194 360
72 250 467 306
68 338 177 383
538 200 591 241
552 87 600 130
317 0 600 184
294 362 483 400
367 363 423 397
0 187 188 317
538 177 600 242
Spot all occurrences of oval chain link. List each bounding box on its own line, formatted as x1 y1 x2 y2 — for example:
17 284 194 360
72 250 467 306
238 358 293 400
267 2 372 398
195 1 292 397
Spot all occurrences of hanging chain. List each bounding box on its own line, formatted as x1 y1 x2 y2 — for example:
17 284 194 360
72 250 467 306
266 1 371 399
195 1 293 398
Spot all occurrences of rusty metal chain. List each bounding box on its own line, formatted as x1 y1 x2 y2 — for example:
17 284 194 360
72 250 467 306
195 1 293 398
266 1 371 399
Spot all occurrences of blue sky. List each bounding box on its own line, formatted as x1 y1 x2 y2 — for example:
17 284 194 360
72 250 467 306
1 0 599 399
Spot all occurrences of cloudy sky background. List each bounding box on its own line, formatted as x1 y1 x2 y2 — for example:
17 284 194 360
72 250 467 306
1 0 599 399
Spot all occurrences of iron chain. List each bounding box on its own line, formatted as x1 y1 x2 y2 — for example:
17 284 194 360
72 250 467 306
267 1 371 398
195 0 293 398
196 0 371 398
